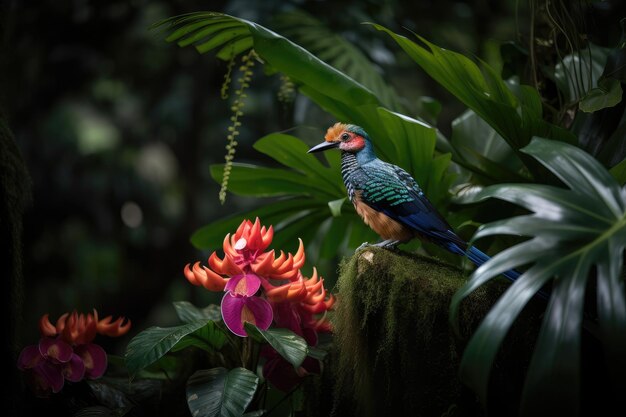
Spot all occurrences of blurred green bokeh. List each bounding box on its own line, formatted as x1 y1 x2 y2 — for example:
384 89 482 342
2 0 528 352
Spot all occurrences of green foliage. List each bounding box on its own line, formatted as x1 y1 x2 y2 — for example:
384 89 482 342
193 128 451 255
271 10 404 112
371 23 577 179
156 13 454 254
171 321 227 353
155 10 626 417
450 109 527 184
579 78 623 112
186 367 259 417
174 301 222 323
450 138 626 415
125 320 213 375
244 323 308 368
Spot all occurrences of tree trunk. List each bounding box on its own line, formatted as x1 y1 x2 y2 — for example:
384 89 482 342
331 247 542 417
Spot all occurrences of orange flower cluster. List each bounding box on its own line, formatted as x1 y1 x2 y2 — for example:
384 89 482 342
184 219 306 291
39 310 131 345
19 309 131 396
183 218 334 337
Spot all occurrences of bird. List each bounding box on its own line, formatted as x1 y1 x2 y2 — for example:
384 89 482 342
308 122 519 282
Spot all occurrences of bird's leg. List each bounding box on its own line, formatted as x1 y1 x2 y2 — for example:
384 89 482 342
356 241 371 251
373 239 401 249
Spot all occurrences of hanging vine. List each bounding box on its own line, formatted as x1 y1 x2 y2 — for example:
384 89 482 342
219 49 257 204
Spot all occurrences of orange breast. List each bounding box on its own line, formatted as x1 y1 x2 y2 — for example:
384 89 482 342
353 191 414 242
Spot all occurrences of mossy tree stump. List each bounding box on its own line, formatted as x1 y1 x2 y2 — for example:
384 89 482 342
331 247 540 417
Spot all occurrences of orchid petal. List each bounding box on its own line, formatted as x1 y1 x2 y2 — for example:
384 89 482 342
39 337 73 363
221 293 273 337
62 353 85 382
34 361 65 394
75 343 108 379
224 273 261 296
17 345 43 370
271 301 302 336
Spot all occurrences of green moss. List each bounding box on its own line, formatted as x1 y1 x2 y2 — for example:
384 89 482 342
331 247 516 417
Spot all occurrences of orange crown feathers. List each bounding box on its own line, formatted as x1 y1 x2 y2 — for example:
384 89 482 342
324 122 348 142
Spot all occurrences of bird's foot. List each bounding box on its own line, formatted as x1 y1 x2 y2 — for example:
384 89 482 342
373 239 401 249
356 240 400 252
356 241 371 251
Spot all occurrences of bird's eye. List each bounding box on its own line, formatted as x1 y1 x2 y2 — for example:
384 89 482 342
340 133 350 141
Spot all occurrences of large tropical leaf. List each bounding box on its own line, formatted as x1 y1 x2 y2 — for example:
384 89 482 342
155 13 423 161
174 301 222 323
186 367 259 417
450 109 528 185
192 132 443 255
170 321 227 353
244 323 308 368
125 321 211 375
271 10 404 112
155 13 454 220
450 137 626 415
371 23 576 179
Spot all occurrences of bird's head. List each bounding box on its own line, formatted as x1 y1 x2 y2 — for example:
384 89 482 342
308 123 372 154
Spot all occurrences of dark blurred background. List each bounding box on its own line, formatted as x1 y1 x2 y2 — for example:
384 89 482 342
1 0 525 355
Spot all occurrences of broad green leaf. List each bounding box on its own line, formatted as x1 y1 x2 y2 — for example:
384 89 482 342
610 157 626 185
210 164 332 198
156 13 453 206
451 137 626 415
371 24 576 170
244 323 308 368
187 367 259 417
174 301 222 323
135 355 183 380
252 133 344 195
125 321 208 375
271 10 404 112
579 78 623 112
73 406 118 417
307 346 328 361
554 44 609 103
156 13 457 261
171 321 226 353
242 411 265 417
450 109 527 184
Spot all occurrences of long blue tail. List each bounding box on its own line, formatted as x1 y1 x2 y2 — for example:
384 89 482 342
445 242 550 300
446 243 519 282
465 246 520 282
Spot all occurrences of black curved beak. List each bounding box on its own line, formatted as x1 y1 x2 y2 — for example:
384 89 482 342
308 141 340 153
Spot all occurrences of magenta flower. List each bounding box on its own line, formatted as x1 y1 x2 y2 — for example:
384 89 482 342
221 292 273 337
18 310 130 397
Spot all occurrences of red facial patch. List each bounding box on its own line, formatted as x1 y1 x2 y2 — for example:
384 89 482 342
340 135 365 152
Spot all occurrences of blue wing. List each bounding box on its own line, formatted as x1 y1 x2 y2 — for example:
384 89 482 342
359 162 520 283
360 162 466 248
